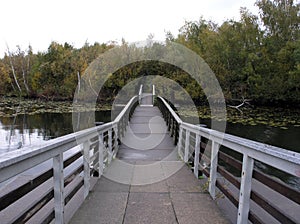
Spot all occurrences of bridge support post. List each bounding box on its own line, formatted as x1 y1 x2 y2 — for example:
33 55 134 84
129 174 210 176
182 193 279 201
194 135 201 178
83 141 90 199
209 140 219 199
53 152 64 224
237 154 254 224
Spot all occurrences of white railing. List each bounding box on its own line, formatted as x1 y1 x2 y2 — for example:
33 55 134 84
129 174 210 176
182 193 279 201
0 95 138 224
152 84 155 105
138 84 156 106
178 122 300 223
158 96 300 224
138 84 143 105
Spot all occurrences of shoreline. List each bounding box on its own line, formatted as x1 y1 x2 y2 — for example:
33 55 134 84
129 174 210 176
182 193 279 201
0 97 300 128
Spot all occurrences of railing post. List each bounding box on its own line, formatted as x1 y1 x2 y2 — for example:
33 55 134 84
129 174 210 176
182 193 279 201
138 84 143 105
184 130 190 163
173 120 176 138
194 134 201 178
98 133 104 177
53 152 64 224
113 125 118 158
209 140 219 199
174 122 179 145
121 117 125 137
167 113 171 131
83 141 90 199
152 84 155 105
108 129 113 163
170 117 174 137
237 154 254 224
177 126 183 159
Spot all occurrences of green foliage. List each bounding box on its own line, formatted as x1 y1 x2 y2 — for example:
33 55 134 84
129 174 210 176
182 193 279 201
172 0 299 105
0 0 298 106
0 41 113 100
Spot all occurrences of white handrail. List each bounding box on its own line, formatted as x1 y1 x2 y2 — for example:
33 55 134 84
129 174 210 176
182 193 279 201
114 96 137 124
0 95 138 224
156 95 300 223
179 121 300 224
180 122 300 171
157 96 182 124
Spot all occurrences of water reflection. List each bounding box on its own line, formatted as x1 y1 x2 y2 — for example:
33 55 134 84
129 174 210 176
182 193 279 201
0 111 111 154
211 119 300 190
0 112 299 189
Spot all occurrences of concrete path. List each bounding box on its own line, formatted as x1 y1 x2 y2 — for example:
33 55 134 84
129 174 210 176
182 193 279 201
70 106 230 224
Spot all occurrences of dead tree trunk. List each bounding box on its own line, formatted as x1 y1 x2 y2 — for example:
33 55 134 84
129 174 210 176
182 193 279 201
21 58 30 94
6 45 22 94
77 71 81 95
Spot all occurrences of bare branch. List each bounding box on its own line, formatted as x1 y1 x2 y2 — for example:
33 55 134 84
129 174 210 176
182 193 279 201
6 44 22 93
88 76 98 97
228 97 251 113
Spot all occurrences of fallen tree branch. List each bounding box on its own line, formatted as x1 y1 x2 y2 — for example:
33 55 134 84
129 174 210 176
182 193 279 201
228 97 251 113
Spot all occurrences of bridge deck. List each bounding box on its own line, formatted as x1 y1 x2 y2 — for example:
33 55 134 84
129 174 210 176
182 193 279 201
70 105 229 224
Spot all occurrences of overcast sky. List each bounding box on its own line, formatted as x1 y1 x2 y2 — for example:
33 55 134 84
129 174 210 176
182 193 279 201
0 0 259 56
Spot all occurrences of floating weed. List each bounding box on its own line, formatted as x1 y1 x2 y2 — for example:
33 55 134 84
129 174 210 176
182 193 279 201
0 97 111 117
194 106 300 128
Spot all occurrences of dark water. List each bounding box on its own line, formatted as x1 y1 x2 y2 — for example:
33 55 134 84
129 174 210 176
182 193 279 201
0 111 111 153
199 119 300 189
201 119 299 153
0 112 299 188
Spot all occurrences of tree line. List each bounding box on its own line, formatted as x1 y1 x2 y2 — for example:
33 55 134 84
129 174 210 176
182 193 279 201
0 0 299 106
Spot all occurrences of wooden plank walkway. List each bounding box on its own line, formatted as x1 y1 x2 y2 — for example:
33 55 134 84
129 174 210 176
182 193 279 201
70 104 230 224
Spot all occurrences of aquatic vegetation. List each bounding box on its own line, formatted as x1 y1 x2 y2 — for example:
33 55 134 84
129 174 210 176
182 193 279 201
0 97 111 117
177 106 300 128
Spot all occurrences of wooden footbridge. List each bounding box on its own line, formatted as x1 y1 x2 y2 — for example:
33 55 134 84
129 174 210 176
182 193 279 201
0 85 299 224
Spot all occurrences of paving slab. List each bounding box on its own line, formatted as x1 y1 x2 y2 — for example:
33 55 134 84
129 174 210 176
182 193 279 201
134 107 160 112
69 192 128 224
123 192 177 224
129 123 168 133
70 105 230 224
132 111 162 117
92 176 130 192
130 116 163 123
171 192 230 224
118 148 175 161
120 133 174 150
140 94 153 106
130 179 169 193
166 165 206 193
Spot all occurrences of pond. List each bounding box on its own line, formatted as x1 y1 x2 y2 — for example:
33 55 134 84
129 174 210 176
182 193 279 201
0 111 299 189
0 111 111 153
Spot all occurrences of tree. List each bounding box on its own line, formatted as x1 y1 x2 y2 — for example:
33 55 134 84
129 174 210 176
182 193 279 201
0 60 11 94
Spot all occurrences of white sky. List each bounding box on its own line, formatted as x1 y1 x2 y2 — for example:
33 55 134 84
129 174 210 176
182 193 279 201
0 0 258 57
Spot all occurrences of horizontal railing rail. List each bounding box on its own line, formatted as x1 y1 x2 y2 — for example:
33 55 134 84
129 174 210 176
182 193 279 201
156 95 300 224
178 122 300 224
156 96 182 145
0 95 138 224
